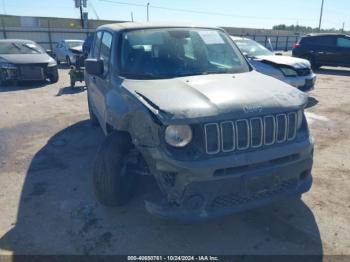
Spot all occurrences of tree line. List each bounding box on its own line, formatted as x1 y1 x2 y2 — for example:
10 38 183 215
272 24 348 34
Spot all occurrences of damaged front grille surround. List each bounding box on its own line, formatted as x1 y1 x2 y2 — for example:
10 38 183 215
204 112 298 155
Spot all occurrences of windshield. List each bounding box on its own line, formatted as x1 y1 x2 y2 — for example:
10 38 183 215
234 39 273 57
0 42 45 54
66 41 84 48
119 28 250 79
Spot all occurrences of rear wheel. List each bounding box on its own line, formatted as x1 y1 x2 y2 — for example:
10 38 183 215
93 131 136 207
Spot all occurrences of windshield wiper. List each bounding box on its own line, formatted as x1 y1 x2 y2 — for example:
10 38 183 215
122 72 170 79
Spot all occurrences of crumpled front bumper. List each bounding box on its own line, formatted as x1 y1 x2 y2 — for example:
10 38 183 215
283 73 317 92
0 65 57 82
142 137 314 221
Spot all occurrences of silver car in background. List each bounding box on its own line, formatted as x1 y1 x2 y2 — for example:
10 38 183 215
55 39 84 66
231 36 316 92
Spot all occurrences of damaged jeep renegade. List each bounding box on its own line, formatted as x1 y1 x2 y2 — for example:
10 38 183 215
85 23 314 220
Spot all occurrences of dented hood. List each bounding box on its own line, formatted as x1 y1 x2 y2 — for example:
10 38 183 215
123 71 308 123
256 55 311 69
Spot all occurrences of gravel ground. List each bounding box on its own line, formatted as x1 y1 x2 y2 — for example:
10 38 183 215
0 65 349 256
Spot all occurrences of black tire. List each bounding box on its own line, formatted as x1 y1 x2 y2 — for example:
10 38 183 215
93 132 136 207
49 68 59 83
87 95 99 126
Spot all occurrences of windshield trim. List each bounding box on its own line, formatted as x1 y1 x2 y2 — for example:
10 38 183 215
117 27 252 80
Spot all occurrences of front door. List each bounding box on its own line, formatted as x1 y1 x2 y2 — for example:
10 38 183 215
86 31 103 124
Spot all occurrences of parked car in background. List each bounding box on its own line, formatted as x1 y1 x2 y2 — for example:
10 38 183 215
85 23 314 220
232 36 316 92
292 33 350 70
55 39 84 66
0 39 58 85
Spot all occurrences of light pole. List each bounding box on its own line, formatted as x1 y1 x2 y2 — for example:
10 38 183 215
146 3 150 22
318 0 325 31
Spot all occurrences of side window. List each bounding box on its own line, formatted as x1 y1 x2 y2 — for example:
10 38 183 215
92 31 103 58
314 36 335 46
337 37 350 48
100 31 113 76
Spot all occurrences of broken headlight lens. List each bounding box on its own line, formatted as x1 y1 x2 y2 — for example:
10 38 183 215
280 67 298 77
165 125 192 147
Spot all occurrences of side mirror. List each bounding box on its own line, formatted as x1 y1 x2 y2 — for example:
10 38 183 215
85 59 104 76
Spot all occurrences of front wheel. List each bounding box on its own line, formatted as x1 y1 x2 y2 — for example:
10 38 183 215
49 68 59 83
93 132 136 207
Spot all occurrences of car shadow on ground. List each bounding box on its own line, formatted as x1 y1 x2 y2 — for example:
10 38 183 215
0 80 52 92
306 96 319 109
56 85 86 96
315 67 350 77
0 120 323 256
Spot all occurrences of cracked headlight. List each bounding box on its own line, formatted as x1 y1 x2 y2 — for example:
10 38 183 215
165 125 192 148
280 67 298 77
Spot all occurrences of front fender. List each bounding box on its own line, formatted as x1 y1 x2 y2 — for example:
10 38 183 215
105 89 161 147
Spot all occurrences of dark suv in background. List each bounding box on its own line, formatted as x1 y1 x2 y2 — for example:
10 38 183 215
292 33 350 70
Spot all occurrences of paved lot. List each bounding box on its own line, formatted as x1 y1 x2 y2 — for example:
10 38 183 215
0 65 349 256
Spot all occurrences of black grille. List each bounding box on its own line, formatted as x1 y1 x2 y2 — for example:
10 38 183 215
211 178 298 209
204 112 299 155
296 68 311 76
19 65 45 80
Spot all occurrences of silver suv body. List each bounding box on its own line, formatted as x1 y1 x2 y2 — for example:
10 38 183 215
85 23 314 220
55 39 84 65
232 36 316 92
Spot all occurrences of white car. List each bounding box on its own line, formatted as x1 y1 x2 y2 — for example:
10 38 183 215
55 39 84 66
231 36 316 92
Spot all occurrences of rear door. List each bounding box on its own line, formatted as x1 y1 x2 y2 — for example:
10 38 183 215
335 36 350 66
56 41 64 61
312 36 338 65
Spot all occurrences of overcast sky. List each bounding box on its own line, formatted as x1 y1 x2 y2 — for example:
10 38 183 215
1 0 349 30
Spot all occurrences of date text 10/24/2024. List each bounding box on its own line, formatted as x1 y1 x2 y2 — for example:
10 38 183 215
127 256 219 261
